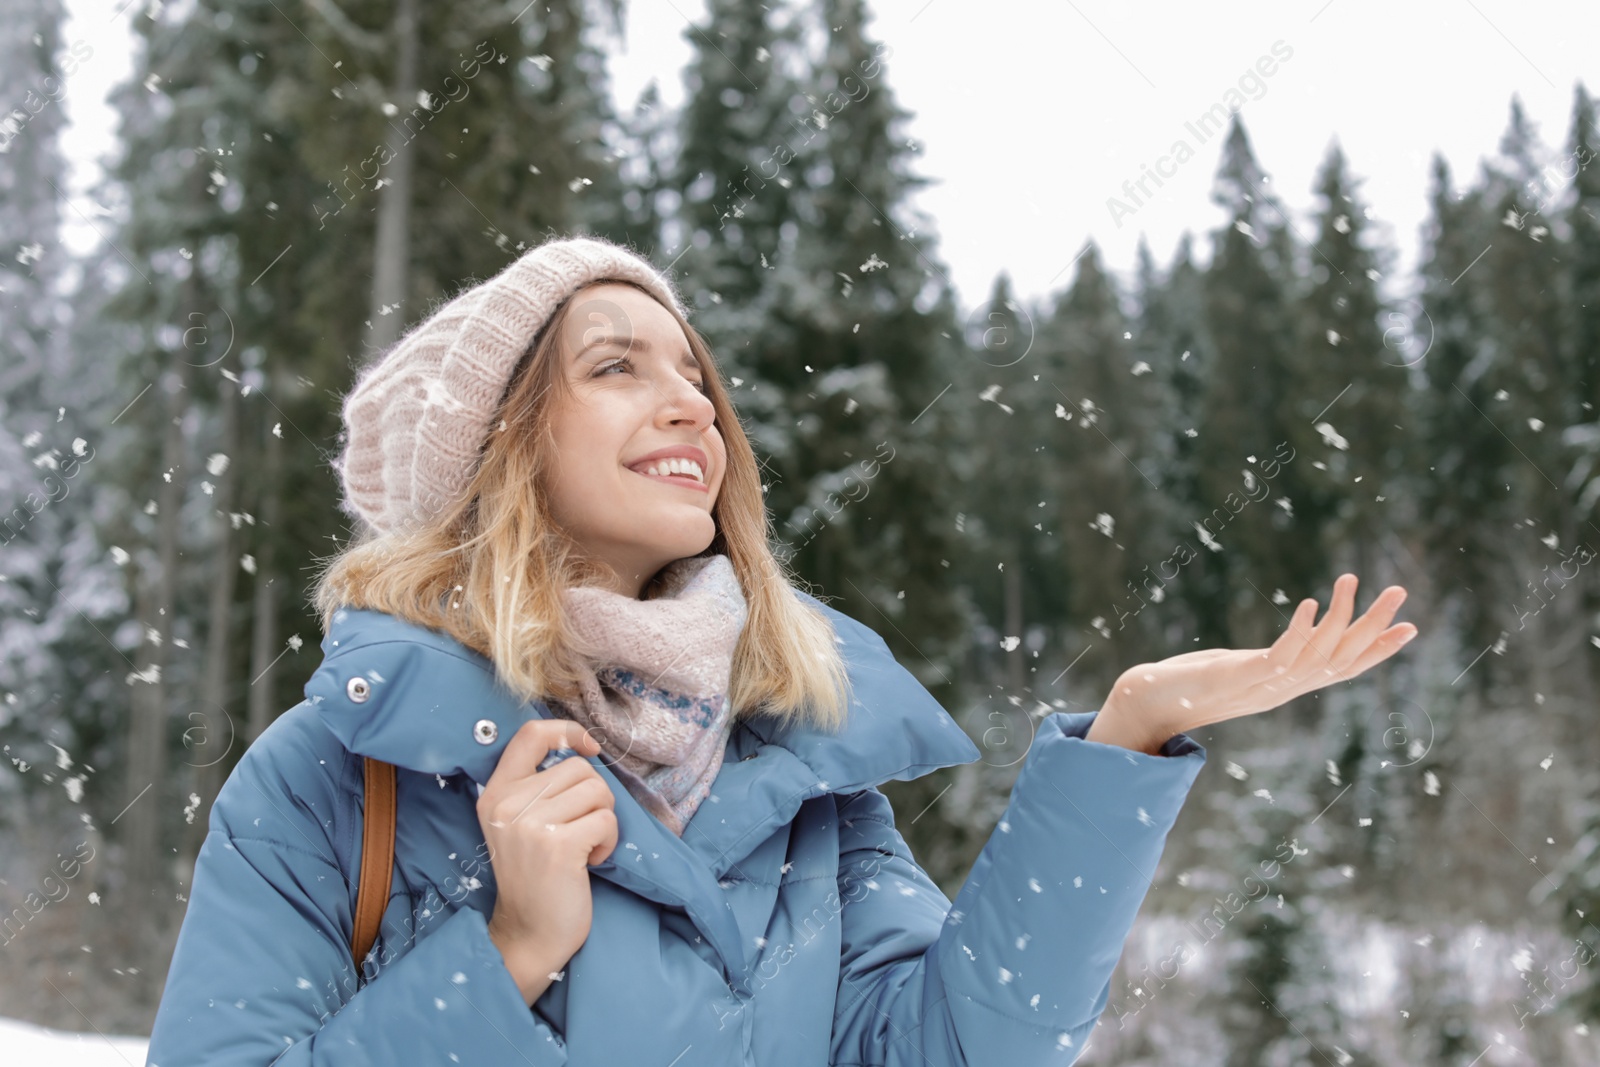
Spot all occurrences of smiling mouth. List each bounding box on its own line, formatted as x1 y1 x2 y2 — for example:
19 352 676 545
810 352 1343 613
626 467 710 493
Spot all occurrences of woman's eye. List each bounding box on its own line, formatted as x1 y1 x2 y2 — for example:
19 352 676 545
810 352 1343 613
595 358 708 395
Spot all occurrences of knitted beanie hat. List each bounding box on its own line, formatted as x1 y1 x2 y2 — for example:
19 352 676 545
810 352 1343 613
335 235 688 537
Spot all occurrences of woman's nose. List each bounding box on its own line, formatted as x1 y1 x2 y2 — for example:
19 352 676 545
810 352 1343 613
663 377 713 420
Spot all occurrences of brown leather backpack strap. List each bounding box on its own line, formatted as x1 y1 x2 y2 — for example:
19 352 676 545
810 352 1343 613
351 756 396 976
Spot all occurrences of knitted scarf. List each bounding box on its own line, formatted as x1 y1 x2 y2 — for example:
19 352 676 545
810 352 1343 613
547 553 747 837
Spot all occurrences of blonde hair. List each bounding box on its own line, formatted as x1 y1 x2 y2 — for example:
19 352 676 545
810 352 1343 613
311 279 853 733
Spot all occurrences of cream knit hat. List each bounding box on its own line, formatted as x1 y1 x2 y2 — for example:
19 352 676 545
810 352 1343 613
335 235 688 536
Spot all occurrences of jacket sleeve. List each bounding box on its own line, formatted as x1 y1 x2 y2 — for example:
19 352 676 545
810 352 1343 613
829 709 1206 1067
145 712 569 1066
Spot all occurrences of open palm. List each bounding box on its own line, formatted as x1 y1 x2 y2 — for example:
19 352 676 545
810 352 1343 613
1106 573 1418 739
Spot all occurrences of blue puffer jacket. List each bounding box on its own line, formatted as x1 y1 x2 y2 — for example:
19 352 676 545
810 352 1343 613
145 592 1206 1065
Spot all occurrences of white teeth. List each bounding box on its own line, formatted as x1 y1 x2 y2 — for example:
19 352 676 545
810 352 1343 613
642 458 704 483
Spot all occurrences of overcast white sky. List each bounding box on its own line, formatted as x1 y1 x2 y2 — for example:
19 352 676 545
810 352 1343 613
59 0 1600 313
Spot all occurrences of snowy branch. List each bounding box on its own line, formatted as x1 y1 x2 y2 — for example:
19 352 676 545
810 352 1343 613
305 0 388 53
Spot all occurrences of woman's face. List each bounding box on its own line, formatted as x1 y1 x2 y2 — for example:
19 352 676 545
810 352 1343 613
542 282 726 598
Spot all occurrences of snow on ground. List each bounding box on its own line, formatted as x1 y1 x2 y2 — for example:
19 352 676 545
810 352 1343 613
0 1014 148 1064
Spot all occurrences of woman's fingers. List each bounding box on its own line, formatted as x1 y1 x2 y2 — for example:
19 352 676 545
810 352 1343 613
1287 577 1415 689
1332 621 1417 682
1284 573 1357 681
1258 576 1415 695
1255 597 1319 689
1327 584 1409 673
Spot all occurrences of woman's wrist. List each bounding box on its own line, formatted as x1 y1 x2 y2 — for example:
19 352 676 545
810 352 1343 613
488 924 564 1007
1085 684 1173 756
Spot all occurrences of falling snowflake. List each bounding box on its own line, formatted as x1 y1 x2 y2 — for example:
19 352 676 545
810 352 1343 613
1314 421 1349 451
979 384 1013 414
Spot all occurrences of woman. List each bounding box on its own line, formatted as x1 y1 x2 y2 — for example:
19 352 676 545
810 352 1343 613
144 235 1416 1065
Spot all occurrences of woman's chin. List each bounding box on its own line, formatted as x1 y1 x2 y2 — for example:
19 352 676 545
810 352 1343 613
639 515 716 559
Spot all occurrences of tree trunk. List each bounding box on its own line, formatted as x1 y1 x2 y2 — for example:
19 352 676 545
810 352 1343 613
181 351 241 868
364 0 419 355
120 279 196 947
247 401 284 745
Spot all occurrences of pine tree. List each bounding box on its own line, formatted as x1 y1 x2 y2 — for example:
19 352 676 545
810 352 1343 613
1037 243 1174 680
1476 96 1580 599
289 0 630 359
1292 140 1405 580
0 0 72 720
672 0 803 315
1566 85 1600 437
608 78 673 253
1197 116 1321 652
1554 80 1600 1025
1133 232 1223 652
0 0 127 859
1413 153 1511 692
1288 142 1413 831
946 269 1056 685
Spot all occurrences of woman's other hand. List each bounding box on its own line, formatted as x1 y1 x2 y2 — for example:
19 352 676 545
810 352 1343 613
1087 573 1417 754
478 719 617 1005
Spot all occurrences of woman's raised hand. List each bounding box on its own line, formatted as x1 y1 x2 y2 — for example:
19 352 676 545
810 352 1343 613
478 719 617 1005
1087 573 1418 754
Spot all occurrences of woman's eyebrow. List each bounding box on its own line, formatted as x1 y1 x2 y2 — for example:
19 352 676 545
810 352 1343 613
578 335 699 372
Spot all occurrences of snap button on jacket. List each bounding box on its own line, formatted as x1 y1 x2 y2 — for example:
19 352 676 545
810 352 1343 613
146 591 1207 1065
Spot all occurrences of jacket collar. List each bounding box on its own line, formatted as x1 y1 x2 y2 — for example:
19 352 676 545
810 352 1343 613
305 594 978 982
